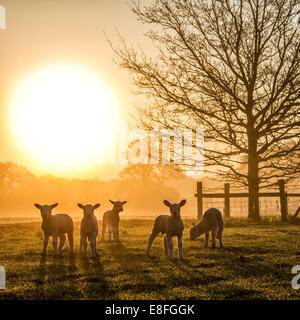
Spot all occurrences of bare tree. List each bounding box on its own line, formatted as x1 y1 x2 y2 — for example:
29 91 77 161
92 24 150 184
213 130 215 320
110 0 300 219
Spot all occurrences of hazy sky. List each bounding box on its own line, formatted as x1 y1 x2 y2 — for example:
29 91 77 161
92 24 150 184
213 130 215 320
0 0 152 178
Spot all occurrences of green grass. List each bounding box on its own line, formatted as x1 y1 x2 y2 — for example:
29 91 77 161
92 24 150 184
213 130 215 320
0 218 300 300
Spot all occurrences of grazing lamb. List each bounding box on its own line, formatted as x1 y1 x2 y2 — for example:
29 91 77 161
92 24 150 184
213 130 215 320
145 200 186 261
77 203 100 258
34 203 74 256
189 207 224 248
101 200 127 241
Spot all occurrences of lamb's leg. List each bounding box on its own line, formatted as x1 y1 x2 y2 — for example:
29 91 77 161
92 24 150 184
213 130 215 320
167 235 174 261
58 233 66 255
177 235 184 260
90 238 97 258
52 235 58 256
211 229 217 248
108 224 113 241
204 232 209 248
163 235 169 256
42 233 49 256
218 233 224 248
79 237 83 256
116 221 120 241
82 237 88 257
145 231 159 255
94 239 98 256
67 231 74 255
113 226 117 241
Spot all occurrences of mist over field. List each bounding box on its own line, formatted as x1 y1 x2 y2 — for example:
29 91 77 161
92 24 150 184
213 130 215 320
1 161 299 222
0 162 195 220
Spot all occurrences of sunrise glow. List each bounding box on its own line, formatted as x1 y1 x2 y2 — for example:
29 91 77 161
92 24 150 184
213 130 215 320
10 65 119 173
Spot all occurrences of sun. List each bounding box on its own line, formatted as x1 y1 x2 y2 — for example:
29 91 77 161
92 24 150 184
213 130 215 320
10 65 119 174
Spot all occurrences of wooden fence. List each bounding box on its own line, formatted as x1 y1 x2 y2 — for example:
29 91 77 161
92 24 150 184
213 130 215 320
194 179 300 221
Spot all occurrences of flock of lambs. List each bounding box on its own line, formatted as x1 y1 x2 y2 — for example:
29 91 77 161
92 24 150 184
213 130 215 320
34 200 224 261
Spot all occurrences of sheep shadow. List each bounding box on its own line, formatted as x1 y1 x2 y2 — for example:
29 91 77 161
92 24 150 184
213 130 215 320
78 254 111 299
185 241 295 281
36 253 79 299
140 235 223 290
105 241 157 295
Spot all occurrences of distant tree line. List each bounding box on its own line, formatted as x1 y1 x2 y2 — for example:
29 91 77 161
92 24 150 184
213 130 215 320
0 162 195 216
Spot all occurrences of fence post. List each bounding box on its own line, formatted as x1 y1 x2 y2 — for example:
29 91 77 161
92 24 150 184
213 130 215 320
224 183 230 218
279 179 288 221
197 181 203 220
293 206 300 218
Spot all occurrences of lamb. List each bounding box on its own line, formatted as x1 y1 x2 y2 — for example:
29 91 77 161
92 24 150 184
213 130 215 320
34 203 74 256
77 203 100 258
145 199 186 261
189 207 224 248
101 200 127 241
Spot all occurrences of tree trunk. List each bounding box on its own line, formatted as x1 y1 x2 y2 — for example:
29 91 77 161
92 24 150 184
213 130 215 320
247 126 260 220
248 167 260 220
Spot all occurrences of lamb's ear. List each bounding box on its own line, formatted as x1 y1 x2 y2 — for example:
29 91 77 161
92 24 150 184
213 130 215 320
77 203 84 209
163 200 171 207
34 203 41 209
94 203 100 209
121 201 127 205
109 200 115 205
51 203 58 209
179 199 186 207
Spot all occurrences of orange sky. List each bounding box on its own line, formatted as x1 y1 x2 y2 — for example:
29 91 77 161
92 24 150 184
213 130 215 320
0 0 153 179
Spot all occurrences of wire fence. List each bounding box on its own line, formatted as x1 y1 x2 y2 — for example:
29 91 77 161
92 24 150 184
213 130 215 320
201 196 300 217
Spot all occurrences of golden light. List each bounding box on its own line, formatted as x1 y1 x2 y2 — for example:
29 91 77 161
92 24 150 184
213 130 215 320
10 65 119 174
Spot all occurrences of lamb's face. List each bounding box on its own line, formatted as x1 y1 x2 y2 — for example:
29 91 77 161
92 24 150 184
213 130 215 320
189 225 198 240
163 199 186 217
34 203 58 218
77 203 100 217
110 200 127 212
189 221 206 240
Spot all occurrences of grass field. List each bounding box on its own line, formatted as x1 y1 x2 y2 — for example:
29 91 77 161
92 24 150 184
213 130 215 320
0 218 300 300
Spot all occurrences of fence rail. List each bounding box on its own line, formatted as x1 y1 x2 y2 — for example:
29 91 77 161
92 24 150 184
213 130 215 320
194 179 300 221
